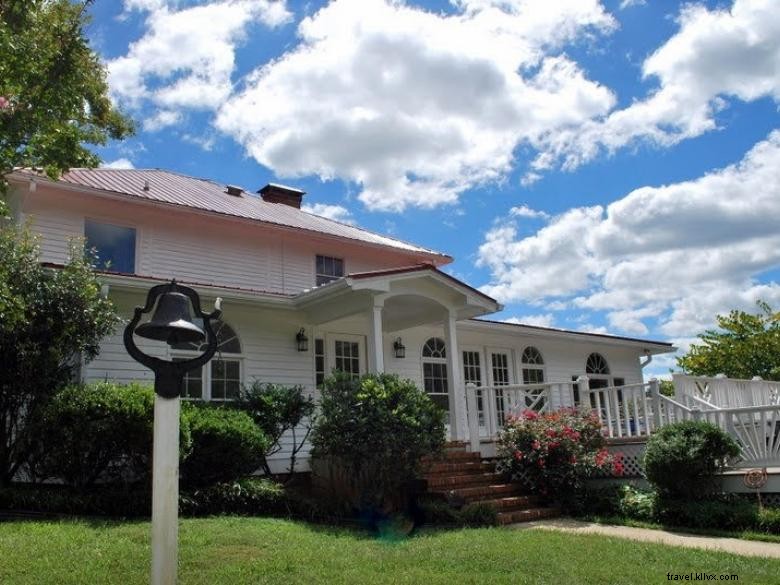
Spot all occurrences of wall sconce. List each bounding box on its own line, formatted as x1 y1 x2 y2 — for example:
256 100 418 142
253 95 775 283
296 328 309 352
393 337 406 359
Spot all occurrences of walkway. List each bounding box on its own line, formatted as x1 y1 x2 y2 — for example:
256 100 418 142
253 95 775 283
514 518 780 559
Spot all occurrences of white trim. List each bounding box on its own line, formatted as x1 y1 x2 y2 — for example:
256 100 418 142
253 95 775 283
84 216 141 275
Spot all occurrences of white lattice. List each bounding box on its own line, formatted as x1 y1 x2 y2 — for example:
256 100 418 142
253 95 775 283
605 441 646 478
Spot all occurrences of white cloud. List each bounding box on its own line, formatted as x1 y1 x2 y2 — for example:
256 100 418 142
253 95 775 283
503 313 556 328
301 202 355 224
216 0 616 211
101 158 136 169
142 109 182 131
108 0 291 112
478 131 780 338
531 0 780 174
618 0 645 9
510 205 549 220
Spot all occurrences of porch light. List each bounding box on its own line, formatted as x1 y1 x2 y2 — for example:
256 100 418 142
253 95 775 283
296 328 309 352
393 337 406 359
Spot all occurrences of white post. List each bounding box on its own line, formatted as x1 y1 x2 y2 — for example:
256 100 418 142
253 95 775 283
151 395 180 585
466 382 480 453
650 378 662 431
444 309 465 441
366 300 384 374
576 375 590 413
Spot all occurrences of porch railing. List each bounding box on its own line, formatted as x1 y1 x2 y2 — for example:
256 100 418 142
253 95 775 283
673 373 780 408
464 377 780 468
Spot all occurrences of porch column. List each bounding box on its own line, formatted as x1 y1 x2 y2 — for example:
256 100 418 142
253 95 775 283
367 298 385 374
444 309 466 441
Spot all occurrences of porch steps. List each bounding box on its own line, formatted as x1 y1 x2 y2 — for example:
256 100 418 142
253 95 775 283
420 446 560 526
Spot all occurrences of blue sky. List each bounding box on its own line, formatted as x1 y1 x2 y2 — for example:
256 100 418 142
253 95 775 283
89 0 780 377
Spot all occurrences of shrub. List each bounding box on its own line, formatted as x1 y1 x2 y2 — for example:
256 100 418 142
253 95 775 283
658 496 757 531
496 408 621 509
180 405 268 488
459 502 499 527
311 372 446 512
28 382 188 489
756 506 780 534
0 484 151 517
643 420 740 501
236 382 315 476
179 478 286 517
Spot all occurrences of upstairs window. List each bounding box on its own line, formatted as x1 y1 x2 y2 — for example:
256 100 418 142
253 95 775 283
85 219 136 274
316 255 344 286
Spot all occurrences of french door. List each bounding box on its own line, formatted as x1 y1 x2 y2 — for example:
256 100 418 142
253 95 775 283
487 349 514 427
326 334 366 379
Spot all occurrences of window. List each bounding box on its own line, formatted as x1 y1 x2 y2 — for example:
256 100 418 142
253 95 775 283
315 338 325 388
84 219 136 273
171 320 242 401
315 255 344 286
463 350 483 425
521 346 545 409
423 338 448 412
334 340 360 379
586 353 610 375
491 352 511 424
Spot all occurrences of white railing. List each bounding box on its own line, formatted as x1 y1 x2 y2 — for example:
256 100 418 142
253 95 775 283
673 374 780 408
464 377 780 468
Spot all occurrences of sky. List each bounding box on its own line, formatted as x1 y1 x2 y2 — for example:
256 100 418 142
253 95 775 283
88 0 780 378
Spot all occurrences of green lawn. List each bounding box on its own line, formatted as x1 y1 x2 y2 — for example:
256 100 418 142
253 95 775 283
1 517 779 584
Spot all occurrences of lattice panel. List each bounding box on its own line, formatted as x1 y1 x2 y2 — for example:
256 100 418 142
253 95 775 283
605 442 646 478
762 493 780 508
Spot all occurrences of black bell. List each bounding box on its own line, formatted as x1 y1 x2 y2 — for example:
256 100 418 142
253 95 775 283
135 291 206 346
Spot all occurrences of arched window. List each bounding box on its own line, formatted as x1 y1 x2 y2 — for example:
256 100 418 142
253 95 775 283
172 319 243 401
521 346 545 385
422 338 448 412
586 353 610 375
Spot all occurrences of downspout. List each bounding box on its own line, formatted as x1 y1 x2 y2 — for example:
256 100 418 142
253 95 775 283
640 350 652 370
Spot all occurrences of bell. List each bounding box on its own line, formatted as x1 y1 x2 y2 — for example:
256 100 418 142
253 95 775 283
135 291 206 346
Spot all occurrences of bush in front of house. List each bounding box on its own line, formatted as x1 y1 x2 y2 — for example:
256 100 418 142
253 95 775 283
235 381 316 476
180 404 268 489
310 372 446 513
643 420 740 501
496 408 622 510
28 382 190 489
179 477 286 516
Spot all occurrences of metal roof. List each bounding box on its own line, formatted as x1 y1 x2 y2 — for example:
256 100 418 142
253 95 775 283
23 168 450 261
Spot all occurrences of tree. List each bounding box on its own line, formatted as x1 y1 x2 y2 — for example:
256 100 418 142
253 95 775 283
0 226 119 485
677 301 780 381
0 0 133 185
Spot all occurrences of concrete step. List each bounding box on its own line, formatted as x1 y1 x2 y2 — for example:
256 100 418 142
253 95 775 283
424 472 504 489
497 507 560 525
423 461 496 475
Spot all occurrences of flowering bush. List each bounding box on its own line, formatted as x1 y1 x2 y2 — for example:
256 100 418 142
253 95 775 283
496 408 622 508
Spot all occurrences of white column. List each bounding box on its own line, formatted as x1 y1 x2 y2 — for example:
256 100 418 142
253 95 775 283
151 395 180 585
367 299 384 374
444 309 466 441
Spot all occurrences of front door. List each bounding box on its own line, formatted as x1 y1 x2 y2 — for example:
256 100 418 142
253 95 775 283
487 349 514 427
462 348 487 436
326 334 366 379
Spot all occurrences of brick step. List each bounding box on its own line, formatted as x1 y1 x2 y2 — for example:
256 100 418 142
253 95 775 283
479 495 540 511
423 461 496 475
421 450 481 464
497 507 560 525
434 482 526 502
424 472 504 489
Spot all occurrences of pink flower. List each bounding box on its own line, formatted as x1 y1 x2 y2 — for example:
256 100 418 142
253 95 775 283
522 409 539 420
537 458 546 468
0 96 9 110
513 450 524 461
569 455 577 465
613 462 625 476
548 441 560 450
531 440 541 450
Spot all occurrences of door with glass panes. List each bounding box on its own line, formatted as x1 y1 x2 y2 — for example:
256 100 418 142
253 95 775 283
487 348 514 428
462 347 488 436
326 334 366 379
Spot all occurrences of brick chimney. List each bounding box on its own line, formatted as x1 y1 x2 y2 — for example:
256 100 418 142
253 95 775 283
258 183 305 208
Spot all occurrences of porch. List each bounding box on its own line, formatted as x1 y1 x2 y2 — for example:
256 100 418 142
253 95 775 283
463 374 780 489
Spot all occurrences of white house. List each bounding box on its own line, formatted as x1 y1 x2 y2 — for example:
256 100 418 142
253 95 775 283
6 168 675 472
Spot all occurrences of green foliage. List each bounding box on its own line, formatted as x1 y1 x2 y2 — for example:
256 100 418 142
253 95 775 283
658 496 758 531
643 420 740 501
180 404 268 489
659 380 675 397
415 497 498 527
236 381 315 476
677 301 780 381
459 501 499 527
179 478 286 517
756 506 780 534
311 372 446 511
496 408 620 509
29 383 159 489
0 227 119 485
0 0 133 183
0 484 151 517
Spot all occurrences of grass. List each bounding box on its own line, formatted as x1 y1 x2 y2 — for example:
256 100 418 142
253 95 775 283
582 514 780 544
2 517 780 584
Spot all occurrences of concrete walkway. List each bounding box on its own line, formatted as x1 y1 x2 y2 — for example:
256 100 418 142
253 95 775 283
513 518 780 559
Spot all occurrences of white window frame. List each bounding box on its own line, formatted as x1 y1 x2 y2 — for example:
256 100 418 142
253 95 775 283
520 346 546 386
487 347 515 426
422 337 449 412
315 254 346 286
462 345 486 431
83 216 141 274
172 353 244 402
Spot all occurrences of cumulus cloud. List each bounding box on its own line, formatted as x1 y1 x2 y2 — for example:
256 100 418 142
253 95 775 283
216 0 616 211
142 109 182 132
531 0 780 174
478 131 780 338
301 202 355 224
618 0 645 9
108 0 291 112
101 158 136 169
503 313 556 328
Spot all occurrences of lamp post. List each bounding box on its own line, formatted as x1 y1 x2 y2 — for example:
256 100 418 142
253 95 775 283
123 280 221 585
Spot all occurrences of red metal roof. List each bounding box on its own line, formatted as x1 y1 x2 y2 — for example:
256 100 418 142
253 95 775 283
22 168 450 261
